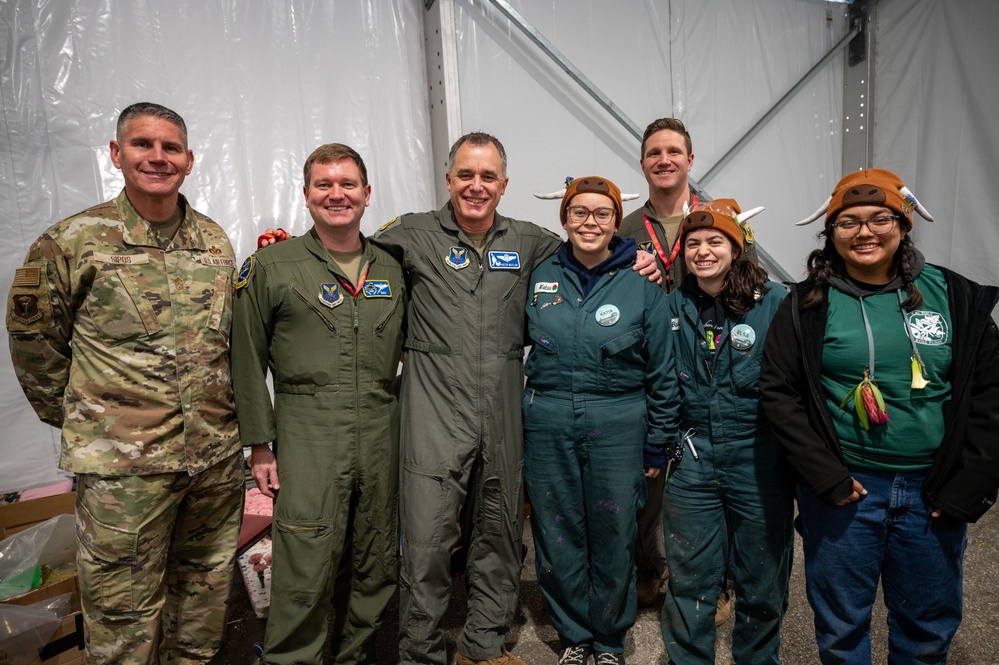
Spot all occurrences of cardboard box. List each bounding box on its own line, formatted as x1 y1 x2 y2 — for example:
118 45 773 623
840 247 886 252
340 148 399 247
0 494 83 665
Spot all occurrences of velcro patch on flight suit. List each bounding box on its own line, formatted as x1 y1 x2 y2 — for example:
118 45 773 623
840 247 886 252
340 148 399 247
7 262 54 332
235 256 254 289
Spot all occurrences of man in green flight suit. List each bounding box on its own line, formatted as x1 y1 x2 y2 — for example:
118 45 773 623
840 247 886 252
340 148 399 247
231 144 406 665
374 132 658 665
6 102 243 665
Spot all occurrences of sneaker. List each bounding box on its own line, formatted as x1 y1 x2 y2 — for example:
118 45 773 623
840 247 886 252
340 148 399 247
558 645 591 665
715 592 734 625
455 651 527 665
594 652 624 665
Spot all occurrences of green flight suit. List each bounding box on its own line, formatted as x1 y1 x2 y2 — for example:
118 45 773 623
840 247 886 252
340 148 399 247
374 203 561 665
231 230 406 665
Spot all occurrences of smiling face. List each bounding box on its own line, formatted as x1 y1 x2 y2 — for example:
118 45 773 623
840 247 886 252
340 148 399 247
304 158 371 239
640 129 694 197
830 204 906 284
446 142 509 232
109 115 193 216
564 192 617 269
684 228 737 295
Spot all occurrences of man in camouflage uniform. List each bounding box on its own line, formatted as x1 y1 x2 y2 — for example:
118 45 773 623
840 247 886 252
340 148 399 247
6 102 242 665
231 144 406 665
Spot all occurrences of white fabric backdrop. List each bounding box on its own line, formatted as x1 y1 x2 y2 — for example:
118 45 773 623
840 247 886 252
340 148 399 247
2 0 997 491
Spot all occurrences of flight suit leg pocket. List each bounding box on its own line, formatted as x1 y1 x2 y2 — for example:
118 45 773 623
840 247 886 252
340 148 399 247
270 518 333 602
400 464 451 547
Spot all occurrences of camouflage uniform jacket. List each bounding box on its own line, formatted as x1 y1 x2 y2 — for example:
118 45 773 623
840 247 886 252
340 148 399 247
6 189 240 475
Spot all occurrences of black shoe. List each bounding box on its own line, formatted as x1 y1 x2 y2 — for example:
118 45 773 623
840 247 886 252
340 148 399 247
558 645 591 665
594 652 624 665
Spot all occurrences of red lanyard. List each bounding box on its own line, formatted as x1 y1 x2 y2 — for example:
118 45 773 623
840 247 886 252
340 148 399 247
641 193 698 278
335 264 370 298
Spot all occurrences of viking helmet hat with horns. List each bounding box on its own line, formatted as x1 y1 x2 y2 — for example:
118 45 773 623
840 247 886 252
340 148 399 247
680 198 765 252
795 168 935 227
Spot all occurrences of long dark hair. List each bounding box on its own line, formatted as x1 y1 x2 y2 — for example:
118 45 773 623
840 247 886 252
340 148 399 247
721 247 771 317
802 224 923 310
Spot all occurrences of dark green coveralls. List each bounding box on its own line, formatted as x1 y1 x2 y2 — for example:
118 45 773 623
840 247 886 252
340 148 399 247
231 230 406 664
374 203 560 665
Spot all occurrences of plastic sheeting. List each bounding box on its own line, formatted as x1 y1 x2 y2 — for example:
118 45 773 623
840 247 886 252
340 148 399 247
0 0 433 492
2 0 998 491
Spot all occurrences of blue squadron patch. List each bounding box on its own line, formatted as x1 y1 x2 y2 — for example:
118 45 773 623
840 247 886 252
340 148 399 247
488 251 521 270
638 241 654 253
318 283 344 308
445 246 470 270
235 256 254 289
363 280 392 298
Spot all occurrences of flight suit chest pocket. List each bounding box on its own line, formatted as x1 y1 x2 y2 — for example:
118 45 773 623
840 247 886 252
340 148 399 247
86 269 162 347
598 326 643 388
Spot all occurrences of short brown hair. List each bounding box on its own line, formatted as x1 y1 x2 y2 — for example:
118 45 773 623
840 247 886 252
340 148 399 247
303 143 368 187
640 117 692 159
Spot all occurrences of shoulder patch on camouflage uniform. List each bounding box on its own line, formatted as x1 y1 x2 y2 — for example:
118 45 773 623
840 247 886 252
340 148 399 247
13 266 40 287
235 256 254 289
7 263 54 332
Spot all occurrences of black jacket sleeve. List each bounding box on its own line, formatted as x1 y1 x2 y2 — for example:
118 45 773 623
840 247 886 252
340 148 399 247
759 296 854 504
932 316 999 521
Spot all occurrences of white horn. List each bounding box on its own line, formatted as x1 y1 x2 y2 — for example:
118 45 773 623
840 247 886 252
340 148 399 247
736 206 765 224
622 193 640 201
682 201 690 217
534 189 566 200
795 195 832 226
900 186 934 222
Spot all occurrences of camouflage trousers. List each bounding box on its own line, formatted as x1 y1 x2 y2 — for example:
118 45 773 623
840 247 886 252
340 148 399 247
75 452 244 665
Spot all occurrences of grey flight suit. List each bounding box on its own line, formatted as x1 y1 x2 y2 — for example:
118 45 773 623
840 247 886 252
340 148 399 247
374 203 561 665
230 230 406 665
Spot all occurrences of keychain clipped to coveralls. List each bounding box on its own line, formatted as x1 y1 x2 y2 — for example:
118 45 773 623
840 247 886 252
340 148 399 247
662 436 685 483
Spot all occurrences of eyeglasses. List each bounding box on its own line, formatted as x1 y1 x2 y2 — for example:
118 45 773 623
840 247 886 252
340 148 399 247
829 215 899 239
566 206 616 225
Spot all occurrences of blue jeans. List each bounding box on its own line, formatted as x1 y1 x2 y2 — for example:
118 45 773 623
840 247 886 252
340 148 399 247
796 467 968 665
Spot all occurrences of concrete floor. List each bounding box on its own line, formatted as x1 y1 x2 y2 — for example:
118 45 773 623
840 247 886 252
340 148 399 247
212 505 999 664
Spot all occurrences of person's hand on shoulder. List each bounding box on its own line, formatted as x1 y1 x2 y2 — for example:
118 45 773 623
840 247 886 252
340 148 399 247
257 228 290 249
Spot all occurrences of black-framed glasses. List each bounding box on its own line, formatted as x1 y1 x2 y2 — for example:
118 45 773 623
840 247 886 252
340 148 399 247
829 215 899 239
566 205 616 225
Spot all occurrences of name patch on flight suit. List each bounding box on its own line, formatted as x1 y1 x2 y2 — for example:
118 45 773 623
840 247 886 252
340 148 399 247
319 283 344 308
363 280 392 298
235 256 254 289
445 247 470 270
488 251 520 270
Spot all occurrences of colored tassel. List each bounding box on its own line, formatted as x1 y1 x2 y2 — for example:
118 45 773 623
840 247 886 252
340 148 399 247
840 367 888 430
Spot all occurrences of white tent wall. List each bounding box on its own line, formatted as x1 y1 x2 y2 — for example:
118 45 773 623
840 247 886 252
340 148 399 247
450 0 849 278
0 0 434 492
2 0 997 492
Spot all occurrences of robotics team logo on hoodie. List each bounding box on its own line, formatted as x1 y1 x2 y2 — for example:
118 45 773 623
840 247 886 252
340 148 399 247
907 310 949 346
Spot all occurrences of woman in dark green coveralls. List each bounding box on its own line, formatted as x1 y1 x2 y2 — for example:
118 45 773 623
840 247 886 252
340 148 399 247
660 200 793 665
523 176 672 665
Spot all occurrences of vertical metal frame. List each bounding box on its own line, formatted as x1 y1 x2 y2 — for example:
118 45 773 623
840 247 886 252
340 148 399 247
841 0 875 172
423 0 463 206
